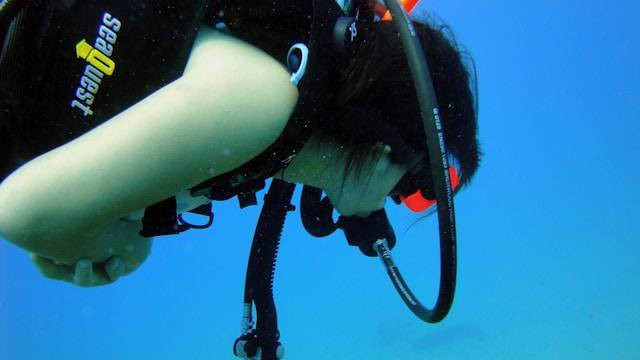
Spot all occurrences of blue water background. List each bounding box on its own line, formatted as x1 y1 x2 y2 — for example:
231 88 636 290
1 0 639 358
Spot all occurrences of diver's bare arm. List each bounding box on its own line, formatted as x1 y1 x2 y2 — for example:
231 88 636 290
0 27 298 260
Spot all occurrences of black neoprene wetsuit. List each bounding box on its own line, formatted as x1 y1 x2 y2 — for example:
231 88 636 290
0 0 343 236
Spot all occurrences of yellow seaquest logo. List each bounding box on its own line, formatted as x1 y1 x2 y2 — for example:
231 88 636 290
75 39 115 76
70 12 121 116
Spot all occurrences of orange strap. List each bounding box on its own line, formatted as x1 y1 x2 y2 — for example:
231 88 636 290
375 0 420 21
400 166 460 213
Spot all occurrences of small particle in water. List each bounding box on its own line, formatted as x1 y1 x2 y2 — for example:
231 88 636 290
222 148 231 156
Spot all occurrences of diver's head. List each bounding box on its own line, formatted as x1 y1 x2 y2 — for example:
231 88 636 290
326 17 480 204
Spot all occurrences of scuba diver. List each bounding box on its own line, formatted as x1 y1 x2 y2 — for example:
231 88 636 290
0 0 480 358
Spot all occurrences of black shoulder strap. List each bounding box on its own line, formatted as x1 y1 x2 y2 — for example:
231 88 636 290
140 197 215 238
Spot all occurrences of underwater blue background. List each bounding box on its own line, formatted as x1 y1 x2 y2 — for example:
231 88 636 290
1 0 639 358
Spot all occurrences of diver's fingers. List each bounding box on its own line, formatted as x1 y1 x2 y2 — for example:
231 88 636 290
105 257 125 282
30 254 74 282
31 255 114 287
73 259 94 286
73 259 115 287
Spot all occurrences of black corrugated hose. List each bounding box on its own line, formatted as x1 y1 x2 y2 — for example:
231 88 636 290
240 179 295 360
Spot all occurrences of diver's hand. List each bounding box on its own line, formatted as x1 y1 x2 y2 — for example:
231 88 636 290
28 219 152 287
279 137 408 218
324 146 407 218
324 181 389 218
30 255 129 287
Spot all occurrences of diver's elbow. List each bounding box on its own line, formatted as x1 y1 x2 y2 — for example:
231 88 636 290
0 173 58 251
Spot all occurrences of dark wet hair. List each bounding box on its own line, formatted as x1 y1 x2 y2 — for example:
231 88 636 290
320 18 481 190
